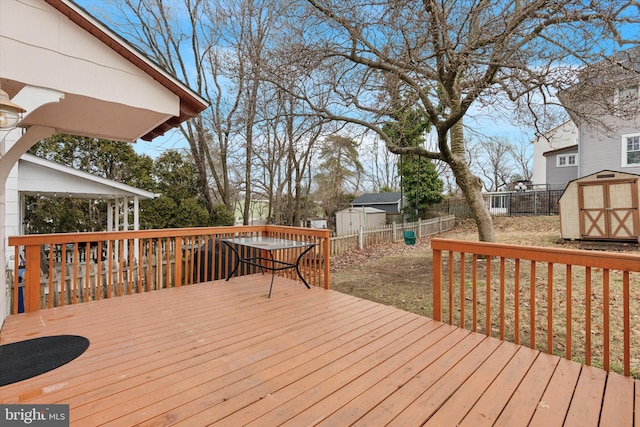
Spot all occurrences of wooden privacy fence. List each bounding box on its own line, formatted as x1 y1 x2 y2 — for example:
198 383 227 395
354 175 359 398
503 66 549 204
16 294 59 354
431 238 640 377
330 215 455 256
8 225 330 314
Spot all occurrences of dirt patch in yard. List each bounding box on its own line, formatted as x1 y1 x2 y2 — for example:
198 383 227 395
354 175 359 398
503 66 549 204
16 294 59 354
330 216 568 311
330 216 640 377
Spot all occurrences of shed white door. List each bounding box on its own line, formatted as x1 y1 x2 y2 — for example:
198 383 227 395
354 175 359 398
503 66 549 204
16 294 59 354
578 179 639 240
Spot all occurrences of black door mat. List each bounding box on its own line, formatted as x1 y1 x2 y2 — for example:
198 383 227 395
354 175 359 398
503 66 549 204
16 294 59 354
0 335 90 387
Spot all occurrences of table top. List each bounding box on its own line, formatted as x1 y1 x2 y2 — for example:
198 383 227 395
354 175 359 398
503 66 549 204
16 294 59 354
222 237 315 251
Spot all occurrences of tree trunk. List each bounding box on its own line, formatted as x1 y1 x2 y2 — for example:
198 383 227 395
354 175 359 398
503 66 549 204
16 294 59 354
448 121 495 242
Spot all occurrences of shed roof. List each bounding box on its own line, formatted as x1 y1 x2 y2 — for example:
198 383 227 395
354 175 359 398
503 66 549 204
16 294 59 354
351 192 402 205
337 207 387 214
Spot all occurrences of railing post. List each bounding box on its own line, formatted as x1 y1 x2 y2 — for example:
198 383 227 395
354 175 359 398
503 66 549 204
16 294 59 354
432 246 442 321
24 244 42 312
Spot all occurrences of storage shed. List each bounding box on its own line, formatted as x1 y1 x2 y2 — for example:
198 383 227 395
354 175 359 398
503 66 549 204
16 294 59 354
558 170 640 241
335 207 387 236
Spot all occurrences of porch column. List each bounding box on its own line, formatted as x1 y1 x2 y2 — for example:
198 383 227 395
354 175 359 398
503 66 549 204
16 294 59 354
107 201 113 232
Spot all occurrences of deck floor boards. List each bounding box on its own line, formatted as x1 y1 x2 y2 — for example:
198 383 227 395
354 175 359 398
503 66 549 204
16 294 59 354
1 274 637 426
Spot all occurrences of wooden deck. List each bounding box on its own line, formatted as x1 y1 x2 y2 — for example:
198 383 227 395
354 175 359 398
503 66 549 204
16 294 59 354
1 274 637 426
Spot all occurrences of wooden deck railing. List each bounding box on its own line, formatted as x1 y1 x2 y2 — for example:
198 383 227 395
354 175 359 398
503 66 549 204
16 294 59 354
8 226 330 314
431 238 640 377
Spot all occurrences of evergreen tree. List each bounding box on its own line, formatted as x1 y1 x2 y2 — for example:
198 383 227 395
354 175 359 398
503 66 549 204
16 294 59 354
383 108 444 220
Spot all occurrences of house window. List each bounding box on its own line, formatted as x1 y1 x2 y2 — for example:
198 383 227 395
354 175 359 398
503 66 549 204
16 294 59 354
622 134 640 167
490 195 507 210
557 153 577 167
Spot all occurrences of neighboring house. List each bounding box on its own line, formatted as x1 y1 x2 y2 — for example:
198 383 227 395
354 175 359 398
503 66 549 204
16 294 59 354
531 119 579 189
350 192 402 214
543 144 579 190
558 47 640 184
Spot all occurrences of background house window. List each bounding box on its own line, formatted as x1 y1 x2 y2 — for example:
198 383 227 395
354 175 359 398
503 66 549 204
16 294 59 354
623 134 640 166
557 153 577 167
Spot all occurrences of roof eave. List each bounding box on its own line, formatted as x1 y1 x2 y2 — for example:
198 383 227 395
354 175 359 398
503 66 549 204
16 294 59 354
44 0 209 141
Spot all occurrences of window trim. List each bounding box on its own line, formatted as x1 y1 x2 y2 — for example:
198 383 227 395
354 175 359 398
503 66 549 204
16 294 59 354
556 153 577 168
621 132 640 168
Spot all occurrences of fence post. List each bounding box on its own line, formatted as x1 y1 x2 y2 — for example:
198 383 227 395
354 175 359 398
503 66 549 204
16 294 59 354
393 222 397 242
359 226 364 250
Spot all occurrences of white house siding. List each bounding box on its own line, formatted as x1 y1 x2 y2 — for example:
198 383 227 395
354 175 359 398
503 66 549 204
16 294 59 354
532 120 579 187
579 119 640 178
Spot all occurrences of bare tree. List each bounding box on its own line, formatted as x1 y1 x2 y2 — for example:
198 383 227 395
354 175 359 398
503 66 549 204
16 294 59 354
472 137 514 192
280 0 639 241
252 86 324 226
105 0 292 224
361 136 399 192
509 138 533 183
106 0 231 213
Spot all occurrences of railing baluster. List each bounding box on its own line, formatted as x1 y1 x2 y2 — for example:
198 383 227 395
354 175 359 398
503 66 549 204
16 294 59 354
61 244 67 305
514 259 520 345
73 243 79 305
586 266 592 366
566 264 572 360
460 252 465 329
137 239 143 293
500 256 505 341
85 240 91 302
548 262 554 354
107 240 113 298
128 239 134 294
530 260 536 350
48 245 54 308
623 270 630 376
97 241 103 300
603 268 610 372
448 251 454 325
472 254 477 333
432 247 442 321
486 255 492 336
13 246 19 314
